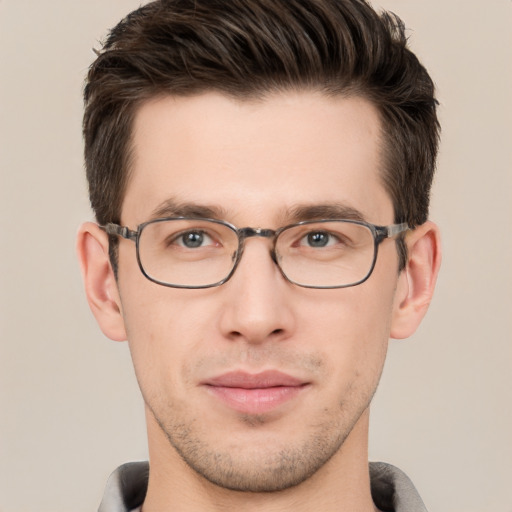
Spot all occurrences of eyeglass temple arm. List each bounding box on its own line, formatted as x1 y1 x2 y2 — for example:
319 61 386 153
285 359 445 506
374 222 409 242
100 223 138 241
386 222 409 237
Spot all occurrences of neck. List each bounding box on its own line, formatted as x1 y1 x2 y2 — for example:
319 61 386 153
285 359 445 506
142 409 376 512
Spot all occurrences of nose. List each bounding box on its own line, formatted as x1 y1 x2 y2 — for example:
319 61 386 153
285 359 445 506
218 237 296 344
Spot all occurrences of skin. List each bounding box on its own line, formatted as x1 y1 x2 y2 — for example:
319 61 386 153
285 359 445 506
77 91 441 512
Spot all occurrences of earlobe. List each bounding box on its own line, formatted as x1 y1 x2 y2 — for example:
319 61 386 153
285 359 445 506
76 222 127 342
390 221 442 340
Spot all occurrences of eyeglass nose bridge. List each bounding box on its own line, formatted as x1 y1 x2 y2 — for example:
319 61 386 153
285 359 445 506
238 227 276 239
233 227 280 267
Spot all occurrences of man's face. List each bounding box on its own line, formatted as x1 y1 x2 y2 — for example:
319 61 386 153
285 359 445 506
116 91 401 491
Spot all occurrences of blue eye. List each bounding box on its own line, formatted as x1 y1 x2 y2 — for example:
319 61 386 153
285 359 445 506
306 232 330 247
302 231 338 248
176 231 213 248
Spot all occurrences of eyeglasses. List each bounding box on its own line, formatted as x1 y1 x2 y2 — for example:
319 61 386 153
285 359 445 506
101 217 408 289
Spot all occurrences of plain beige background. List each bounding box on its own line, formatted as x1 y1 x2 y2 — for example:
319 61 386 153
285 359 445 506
1 1 511 511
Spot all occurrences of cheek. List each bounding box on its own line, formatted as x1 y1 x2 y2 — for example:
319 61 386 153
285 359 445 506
302 281 394 389
119 285 218 398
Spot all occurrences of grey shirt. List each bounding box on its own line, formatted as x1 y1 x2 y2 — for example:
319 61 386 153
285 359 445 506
98 461 427 512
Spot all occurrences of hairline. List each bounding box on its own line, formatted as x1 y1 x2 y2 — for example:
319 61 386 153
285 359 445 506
117 86 394 223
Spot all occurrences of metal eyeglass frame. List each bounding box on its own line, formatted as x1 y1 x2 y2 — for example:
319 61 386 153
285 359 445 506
101 217 409 289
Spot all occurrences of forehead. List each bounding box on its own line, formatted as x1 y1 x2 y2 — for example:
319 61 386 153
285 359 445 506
122 91 392 226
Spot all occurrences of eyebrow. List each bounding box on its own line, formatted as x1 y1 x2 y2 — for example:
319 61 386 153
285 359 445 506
150 198 367 225
285 204 366 223
150 198 228 220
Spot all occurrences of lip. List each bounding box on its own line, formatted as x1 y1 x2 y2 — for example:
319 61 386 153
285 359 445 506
202 370 309 415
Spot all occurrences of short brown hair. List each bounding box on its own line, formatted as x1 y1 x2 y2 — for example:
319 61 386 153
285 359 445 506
83 0 440 269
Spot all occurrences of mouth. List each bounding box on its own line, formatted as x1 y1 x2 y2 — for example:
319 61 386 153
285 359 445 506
201 370 310 415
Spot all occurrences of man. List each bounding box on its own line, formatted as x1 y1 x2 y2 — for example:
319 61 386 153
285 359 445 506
77 0 441 510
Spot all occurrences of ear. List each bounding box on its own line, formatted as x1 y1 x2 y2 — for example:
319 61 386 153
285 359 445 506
390 221 442 339
76 222 127 342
